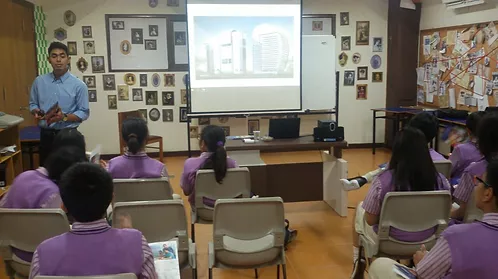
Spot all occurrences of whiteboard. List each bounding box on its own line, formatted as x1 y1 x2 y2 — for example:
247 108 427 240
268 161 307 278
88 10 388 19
302 35 336 111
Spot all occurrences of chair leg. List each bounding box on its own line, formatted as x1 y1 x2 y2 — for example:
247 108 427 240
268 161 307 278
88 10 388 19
254 268 259 278
277 265 280 279
282 264 287 279
208 268 213 279
192 268 197 279
191 223 196 243
159 140 164 162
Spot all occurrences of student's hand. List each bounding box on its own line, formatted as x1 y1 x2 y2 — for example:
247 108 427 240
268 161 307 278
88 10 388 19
413 245 428 266
100 160 108 169
117 214 133 229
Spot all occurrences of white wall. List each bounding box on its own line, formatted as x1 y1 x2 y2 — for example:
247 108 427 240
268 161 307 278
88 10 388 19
420 0 498 29
37 0 387 154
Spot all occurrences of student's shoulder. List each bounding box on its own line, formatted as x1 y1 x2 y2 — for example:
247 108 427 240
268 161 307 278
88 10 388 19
36 232 70 253
464 159 487 175
68 73 88 88
442 221 480 237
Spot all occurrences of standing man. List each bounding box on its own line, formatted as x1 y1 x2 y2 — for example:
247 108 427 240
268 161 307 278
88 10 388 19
29 42 90 166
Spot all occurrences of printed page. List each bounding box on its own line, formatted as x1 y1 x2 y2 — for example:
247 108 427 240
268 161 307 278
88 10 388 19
149 241 181 279
89 144 102 164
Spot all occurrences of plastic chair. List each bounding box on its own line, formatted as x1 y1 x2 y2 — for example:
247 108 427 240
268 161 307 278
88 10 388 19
360 191 451 259
35 274 137 279
112 178 173 204
434 160 452 179
208 198 287 279
0 209 70 279
463 187 484 223
118 110 163 162
112 200 196 278
191 168 251 242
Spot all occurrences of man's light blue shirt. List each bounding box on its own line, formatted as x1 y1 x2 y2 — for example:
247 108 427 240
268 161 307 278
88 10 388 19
29 71 90 129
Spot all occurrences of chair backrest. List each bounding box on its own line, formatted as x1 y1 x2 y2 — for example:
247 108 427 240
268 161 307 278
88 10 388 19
213 197 285 248
377 191 451 256
112 200 188 252
194 168 251 220
113 178 173 203
434 160 452 179
36 273 137 279
117 110 143 154
0 209 69 252
463 187 484 223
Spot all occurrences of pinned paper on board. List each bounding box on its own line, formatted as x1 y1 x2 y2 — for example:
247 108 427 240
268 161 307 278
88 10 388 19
474 76 485 96
449 88 456 108
447 30 457 45
458 91 466 105
417 89 425 103
426 82 434 103
465 96 477 107
486 22 498 46
423 35 431 56
477 95 489 111
417 67 425 86
439 82 447 96
454 39 470 55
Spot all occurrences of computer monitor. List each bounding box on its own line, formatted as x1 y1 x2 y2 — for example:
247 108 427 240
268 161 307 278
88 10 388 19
269 118 301 139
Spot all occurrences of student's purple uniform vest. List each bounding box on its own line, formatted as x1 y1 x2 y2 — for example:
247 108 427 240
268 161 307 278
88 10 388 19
442 221 498 279
180 152 238 206
108 154 165 179
1 169 59 209
37 228 143 277
373 171 450 242
449 142 481 184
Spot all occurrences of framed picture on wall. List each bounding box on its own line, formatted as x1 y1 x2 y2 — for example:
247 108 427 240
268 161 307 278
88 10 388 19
357 66 368 80
248 120 260 135
302 14 336 36
356 21 370 45
340 12 349 26
179 107 188 122
356 84 368 100
344 70 355 86
341 36 351 51
105 14 187 72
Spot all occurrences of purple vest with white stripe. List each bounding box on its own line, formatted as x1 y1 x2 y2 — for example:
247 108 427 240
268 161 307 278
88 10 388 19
108 154 164 179
37 228 143 277
443 221 498 279
1 170 59 209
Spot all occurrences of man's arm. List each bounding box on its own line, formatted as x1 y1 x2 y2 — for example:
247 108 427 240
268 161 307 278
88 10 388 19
29 79 42 118
70 83 90 122
28 250 40 279
415 237 452 279
141 235 158 279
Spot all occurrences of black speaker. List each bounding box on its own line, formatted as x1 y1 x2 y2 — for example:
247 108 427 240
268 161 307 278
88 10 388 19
313 126 344 142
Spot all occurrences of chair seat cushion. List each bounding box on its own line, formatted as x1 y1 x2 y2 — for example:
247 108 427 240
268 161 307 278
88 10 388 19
223 235 274 254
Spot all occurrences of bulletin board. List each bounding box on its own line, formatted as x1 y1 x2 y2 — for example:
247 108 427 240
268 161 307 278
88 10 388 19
418 21 498 112
105 14 187 72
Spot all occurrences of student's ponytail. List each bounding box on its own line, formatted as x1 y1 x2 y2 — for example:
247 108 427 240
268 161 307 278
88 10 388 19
127 134 140 154
200 125 228 183
121 117 148 155
211 141 227 183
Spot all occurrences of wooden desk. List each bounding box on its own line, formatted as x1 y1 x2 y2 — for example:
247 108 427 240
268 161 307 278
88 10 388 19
226 136 349 217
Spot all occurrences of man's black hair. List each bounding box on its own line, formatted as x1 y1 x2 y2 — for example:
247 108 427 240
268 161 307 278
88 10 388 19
59 162 113 223
48 42 68 55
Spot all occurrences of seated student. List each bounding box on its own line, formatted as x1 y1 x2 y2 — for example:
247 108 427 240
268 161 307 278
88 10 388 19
351 127 450 278
106 117 168 179
448 111 485 185
342 112 445 191
180 125 237 207
369 159 498 279
0 146 87 262
451 113 498 220
29 163 157 279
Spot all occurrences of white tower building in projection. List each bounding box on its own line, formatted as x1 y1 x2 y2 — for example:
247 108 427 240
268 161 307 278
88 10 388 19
252 25 290 74
206 30 247 75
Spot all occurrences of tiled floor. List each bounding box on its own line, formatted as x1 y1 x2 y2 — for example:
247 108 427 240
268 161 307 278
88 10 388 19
0 148 391 279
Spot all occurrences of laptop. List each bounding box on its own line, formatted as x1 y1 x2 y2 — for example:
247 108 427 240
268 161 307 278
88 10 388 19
269 118 301 139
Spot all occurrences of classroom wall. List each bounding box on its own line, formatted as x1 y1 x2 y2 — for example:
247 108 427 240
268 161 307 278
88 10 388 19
420 0 498 29
35 0 387 154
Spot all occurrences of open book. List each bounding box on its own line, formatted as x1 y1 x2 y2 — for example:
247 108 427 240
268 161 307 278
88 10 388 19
393 264 417 279
149 241 181 279
88 144 101 164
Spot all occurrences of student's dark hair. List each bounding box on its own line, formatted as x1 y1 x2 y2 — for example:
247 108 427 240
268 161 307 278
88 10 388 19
406 112 438 143
466 111 486 137
48 42 68 55
477 113 498 162
52 129 86 153
44 146 88 183
59 162 113 223
122 117 148 154
486 160 498 206
200 125 227 183
388 127 441 192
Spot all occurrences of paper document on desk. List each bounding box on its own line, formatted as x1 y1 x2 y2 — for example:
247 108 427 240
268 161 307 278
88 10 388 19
149 241 181 279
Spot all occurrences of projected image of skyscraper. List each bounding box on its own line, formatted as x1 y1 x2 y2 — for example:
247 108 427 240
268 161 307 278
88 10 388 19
252 31 290 74
205 30 247 75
